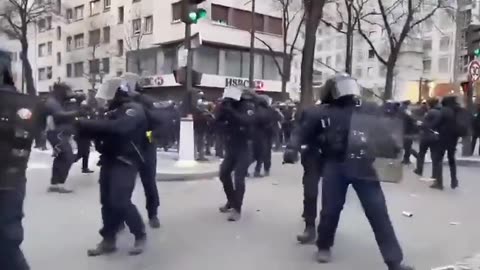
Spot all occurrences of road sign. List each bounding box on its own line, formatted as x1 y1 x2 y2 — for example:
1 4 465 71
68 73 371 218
178 48 188 67
468 60 480 82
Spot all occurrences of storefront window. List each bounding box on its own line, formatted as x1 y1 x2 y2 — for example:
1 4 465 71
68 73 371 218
224 50 242 77
263 54 282 81
193 46 219 75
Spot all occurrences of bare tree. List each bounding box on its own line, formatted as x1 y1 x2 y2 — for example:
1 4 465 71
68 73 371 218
353 0 453 100
300 0 325 107
322 0 358 74
81 22 110 92
255 0 305 98
0 0 60 95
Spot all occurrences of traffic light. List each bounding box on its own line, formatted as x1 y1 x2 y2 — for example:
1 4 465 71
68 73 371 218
475 48 480 57
182 0 207 24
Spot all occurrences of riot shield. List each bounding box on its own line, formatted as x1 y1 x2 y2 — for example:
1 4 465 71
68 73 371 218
346 105 404 183
96 77 122 101
0 89 39 189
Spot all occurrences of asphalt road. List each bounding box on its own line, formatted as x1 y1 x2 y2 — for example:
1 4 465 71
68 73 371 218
22 150 480 270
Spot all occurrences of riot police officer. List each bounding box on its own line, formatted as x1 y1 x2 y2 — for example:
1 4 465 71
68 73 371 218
284 73 413 270
0 51 36 270
216 87 256 222
77 81 148 256
44 83 82 193
123 73 162 228
289 103 326 244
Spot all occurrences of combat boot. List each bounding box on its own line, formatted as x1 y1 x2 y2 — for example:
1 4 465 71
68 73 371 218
253 171 263 178
87 239 117 257
227 209 241 222
219 203 232 213
316 249 332 263
296 226 316 244
148 216 161 229
129 237 146 256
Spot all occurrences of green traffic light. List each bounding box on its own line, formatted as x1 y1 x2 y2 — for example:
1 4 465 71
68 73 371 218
188 8 207 23
475 49 480 56
188 12 198 22
197 8 207 20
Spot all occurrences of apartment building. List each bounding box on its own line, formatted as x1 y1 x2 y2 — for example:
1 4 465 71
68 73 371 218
312 0 458 101
1 0 296 99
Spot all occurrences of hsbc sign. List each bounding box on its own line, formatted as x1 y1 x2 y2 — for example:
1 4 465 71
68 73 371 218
225 78 265 90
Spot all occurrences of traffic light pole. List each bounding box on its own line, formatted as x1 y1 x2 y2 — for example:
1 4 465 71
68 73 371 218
176 21 197 167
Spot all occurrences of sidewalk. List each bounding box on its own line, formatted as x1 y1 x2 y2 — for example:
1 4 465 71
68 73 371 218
432 253 480 270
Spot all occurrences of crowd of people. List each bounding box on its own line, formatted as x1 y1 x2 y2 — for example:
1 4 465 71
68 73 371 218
1 60 476 270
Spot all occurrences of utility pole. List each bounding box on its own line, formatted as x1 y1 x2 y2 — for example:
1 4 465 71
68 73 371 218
249 0 256 88
345 0 354 74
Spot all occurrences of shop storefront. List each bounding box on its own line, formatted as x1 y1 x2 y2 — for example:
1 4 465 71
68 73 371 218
140 73 287 101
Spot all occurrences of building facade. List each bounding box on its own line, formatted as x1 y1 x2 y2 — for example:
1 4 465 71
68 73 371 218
1 0 296 99
313 0 458 102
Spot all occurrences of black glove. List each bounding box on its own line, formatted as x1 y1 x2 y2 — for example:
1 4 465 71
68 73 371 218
283 148 299 164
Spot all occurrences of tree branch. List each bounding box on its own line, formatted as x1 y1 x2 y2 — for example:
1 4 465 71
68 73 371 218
255 36 284 77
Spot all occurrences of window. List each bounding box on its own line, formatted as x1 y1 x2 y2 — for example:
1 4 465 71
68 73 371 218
116 71 123 76
38 18 46 32
66 63 72 77
102 58 110 73
368 49 375 59
438 57 449 73
326 56 332 66
367 67 374 77
423 40 432 51
89 29 101 46
212 4 228 24
66 8 73 21
423 59 431 72
47 67 52 79
118 6 124 24
132 18 142 35
74 5 84 20
241 52 250 78
56 26 61 40
38 43 46 57
439 36 450 51
355 68 362 77
46 16 52 30
103 26 110 43
90 0 101 16
47 42 52 55
117 39 124 56
74 62 84 77
104 0 111 10
264 16 282 35
38 68 47 80
224 50 242 77
172 1 182 21
133 0 141 3
89 59 100 74
74 33 84 49
66 36 72 51
144 16 153 34
57 52 61 65
192 47 219 75
263 55 282 80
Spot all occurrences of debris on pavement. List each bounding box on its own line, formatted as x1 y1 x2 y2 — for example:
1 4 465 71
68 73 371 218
449 222 461 226
402 211 413 217
272 181 279 186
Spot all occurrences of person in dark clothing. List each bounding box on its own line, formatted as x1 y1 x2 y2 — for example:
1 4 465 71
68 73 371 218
399 101 416 164
216 89 256 222
412 98 439 179
252 96 273 177
284 73 413 270
78 82 148 256
427 96 461 190
471 104 480 155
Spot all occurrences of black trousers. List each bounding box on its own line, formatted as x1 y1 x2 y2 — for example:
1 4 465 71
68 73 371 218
316 162 403 267
215 132 225 158
263 134 272 173
301 150 322 227
253 136 268 174
431 140 458 187
414 139 431 176
76 137 91 170
138 143 160 218
0 175 29 270
195 131 206 160
47 131 75 185
99 159 145 241
219 143 250 212
402 137 413 162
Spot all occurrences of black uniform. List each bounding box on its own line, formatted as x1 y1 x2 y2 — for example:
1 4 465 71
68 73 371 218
288 105 326 244
44 85 80 192
284 73 412 270
252 101 272 177
133 93 164 225
78 99 148 255
0 81 38 270
216 94 256 221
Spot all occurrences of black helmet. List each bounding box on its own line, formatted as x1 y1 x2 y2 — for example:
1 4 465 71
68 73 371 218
318 73 361 103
